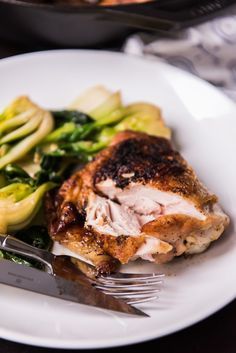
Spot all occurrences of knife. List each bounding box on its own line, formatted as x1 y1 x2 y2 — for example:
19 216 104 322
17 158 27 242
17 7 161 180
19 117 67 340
0 259 147 317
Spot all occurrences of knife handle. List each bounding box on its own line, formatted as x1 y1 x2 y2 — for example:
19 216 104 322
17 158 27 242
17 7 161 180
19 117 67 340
0 234 54 274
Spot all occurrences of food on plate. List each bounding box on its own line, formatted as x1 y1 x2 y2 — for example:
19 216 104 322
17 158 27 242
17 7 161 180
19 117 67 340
0 85 229 273
0 225 52 267
0 96 54 168
0 96 56 233
0 87 169 235
45 130 229 273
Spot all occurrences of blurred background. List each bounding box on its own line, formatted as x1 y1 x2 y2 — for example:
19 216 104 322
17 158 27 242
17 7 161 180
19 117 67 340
0 0 236 100
0 1 235 352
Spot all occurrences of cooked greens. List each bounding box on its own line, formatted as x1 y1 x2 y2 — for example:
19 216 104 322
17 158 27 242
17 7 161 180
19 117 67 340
16 225 52 251
0 225 52 268
0 250 32 267
0 96 55 233
0 97 54 169
0 181 55 233
52 110 93 127
3 164 35 185
69 85 113 113
0 85 171 238
0 164 57 232
44 110 93 143
39 90 171 166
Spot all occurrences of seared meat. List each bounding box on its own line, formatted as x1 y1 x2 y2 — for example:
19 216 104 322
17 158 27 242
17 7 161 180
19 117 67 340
45 190 119 274
46 131 229 270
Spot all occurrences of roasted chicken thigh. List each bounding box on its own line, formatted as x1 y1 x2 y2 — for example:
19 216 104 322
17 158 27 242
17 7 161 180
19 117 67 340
46 131 229 272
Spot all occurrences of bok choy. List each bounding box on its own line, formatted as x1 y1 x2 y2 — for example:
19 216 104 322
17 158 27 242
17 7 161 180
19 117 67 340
0 182 55 233
0 225 52 267
0 96 54 168
0 86 171 235
36 86 171 173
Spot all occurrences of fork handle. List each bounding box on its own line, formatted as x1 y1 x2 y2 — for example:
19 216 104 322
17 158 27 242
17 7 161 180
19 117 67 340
0 234 54 274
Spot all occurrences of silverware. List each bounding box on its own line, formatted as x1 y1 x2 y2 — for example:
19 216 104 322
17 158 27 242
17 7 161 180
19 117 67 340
92 273 163 305
0 258 147 316
0 235 148 316
0 234 164 305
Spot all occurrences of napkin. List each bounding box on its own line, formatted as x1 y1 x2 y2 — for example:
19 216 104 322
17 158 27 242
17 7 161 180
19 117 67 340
123 5 236 101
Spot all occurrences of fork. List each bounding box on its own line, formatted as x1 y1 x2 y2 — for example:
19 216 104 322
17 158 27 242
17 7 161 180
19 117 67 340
0 234 164 305
93 273 163 304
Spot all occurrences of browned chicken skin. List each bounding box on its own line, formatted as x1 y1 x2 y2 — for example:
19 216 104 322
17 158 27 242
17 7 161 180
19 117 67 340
45 131 229 271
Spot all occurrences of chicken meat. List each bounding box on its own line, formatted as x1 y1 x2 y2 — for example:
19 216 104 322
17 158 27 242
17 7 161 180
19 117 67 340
45 131 229 272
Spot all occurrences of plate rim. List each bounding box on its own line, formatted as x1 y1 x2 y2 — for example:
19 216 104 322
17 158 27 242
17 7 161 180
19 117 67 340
0 49 235 349
0 291 235 349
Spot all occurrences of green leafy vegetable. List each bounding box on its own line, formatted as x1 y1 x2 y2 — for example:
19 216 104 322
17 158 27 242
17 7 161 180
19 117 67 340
44 110 93 143
89 92 122 120
0 109 35 135
0 96 35 121
0 97 54 169
39 100 125 164
43 122 76 143
0 226 52 268
16 225 52 251
0 181 55 233
0 163 58 233
0 183 33 202
0 86 171 237
69 85 112 113
52 110 93 127
115 103 171 139
3 164 34 185
0 250 32 266
0 144 10 158
0 112 43 145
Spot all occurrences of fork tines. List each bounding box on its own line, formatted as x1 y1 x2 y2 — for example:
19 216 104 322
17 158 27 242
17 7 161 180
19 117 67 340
92 272 164 305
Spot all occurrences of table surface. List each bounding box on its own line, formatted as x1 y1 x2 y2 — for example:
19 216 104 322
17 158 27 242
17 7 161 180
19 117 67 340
0 43 235 353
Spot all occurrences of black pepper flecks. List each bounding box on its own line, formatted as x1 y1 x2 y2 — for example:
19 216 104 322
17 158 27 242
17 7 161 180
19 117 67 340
94 136 185 188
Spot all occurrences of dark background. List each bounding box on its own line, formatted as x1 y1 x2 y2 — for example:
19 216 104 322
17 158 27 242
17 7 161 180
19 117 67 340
0 43 235 353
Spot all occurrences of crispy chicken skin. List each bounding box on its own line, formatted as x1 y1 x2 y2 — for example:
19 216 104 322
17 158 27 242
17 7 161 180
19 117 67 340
45 190 119 274
45 131 229 270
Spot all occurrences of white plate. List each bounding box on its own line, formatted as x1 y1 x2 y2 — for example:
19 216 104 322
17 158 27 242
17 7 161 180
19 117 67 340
0 50 235 349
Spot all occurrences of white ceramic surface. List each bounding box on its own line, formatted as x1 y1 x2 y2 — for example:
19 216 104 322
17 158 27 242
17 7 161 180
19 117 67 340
0 50 235 349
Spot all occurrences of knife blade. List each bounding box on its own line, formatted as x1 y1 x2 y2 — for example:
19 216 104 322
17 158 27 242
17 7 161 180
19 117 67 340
0 259 147 317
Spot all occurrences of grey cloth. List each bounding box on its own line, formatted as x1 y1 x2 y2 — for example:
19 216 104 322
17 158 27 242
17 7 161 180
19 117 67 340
123 6 236 101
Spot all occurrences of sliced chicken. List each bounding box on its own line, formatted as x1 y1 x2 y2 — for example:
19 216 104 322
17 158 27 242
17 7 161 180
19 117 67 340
45 131 229 271
45 190 119 274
